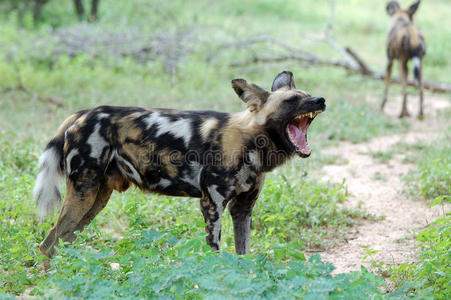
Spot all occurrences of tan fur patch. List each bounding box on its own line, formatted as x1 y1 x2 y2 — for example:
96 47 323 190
117 113 146 143
120 142 151 174
55 113 81 139
158 148 179 178
200 118 219 141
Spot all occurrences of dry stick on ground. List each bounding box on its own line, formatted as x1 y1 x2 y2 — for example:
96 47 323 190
229 53 353 70
0 60 63 107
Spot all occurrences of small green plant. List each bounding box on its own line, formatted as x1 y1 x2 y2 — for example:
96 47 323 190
390 195 450 299
403 140 450 200
414 195 451 299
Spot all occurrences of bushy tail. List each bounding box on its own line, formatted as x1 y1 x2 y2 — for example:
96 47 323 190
34 145 64 220
412 56 422 83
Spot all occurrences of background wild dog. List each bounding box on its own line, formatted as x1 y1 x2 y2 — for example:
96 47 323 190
381 0 426 118
34 71 325 260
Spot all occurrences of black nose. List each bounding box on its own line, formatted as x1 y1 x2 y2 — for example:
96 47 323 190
312 97 325 104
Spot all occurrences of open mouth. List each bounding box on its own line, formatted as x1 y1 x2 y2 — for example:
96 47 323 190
286 111 322 157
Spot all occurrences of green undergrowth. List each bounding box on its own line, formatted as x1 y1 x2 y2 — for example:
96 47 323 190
412 195 451 299
32 230 391 299
385 196 451 300
402 133 451 200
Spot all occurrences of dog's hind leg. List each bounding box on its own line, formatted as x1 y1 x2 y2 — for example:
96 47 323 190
381 58 393 111
40 177 100 258
72 169 129 237
415 58 425 119
399 58 410 118
71 177 113 237
200 185 230 251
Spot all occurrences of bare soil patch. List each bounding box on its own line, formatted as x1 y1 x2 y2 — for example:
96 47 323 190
316 93 450 275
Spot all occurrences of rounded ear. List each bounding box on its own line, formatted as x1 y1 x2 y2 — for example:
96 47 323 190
408 0 421 17
271 71 296 91
231 79 269 112
386 1 400 16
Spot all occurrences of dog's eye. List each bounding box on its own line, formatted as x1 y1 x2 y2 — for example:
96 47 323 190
283 97 299 105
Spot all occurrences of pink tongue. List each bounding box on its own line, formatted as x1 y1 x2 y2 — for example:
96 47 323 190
287 124 311 154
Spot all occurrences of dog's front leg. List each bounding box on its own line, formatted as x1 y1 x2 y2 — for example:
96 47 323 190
200 185 229 251
228 192 260 254
228 176 265 255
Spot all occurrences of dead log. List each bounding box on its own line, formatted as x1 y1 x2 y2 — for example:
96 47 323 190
0 84 63 107
371 72 451 93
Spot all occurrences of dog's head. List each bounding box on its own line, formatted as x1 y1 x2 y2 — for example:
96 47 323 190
231 71 325 158
386 1 420 21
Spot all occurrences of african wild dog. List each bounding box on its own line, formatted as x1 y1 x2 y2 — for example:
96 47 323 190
34 71 325 260
381 0 426 118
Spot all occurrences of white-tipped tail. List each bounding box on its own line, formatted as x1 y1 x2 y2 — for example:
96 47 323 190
34 147 64 220
412 56 421 83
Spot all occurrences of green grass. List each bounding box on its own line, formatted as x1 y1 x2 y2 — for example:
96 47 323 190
364 150 396 163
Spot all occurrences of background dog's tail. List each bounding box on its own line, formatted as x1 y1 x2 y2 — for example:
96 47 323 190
412 56 422 83
34 113 82 220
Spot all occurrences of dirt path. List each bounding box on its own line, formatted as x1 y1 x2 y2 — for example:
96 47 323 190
317 94 450 275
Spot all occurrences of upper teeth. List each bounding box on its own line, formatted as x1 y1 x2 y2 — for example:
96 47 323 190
294 111 321 119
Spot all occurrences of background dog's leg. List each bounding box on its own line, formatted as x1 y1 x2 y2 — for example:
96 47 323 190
399 58 410 117
381 59 393 111
40 179 99 258
418 59 424 118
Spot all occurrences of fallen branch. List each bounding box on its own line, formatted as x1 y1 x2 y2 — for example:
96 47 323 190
230 54 352 70
0 58 63 107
